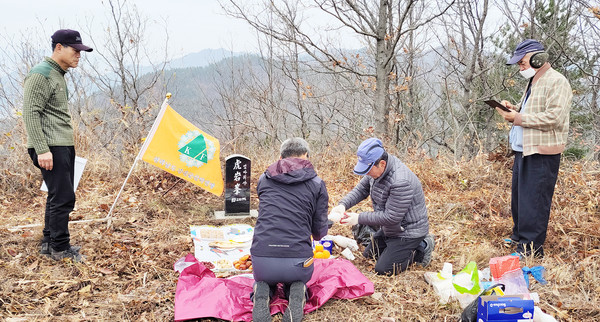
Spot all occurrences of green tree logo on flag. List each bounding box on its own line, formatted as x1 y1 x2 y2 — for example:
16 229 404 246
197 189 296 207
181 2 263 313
176 130 217 168
178 133 208 163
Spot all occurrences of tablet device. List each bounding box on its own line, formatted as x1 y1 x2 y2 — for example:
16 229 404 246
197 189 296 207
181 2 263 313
484 99 511 112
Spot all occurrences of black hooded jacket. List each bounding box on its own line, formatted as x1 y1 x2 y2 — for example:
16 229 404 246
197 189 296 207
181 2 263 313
251 157 329 258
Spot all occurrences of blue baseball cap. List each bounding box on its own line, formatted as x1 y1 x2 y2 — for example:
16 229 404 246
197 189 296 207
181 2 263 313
353 138 385 175
506 39 544 65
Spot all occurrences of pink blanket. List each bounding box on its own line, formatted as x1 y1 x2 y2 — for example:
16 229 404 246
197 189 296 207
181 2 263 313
174 254 374 321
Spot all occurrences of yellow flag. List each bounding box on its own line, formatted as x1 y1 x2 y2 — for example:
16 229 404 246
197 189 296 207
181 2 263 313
139 102 223 196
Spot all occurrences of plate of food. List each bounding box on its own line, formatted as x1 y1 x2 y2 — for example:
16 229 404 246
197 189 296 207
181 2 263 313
208 240 245 249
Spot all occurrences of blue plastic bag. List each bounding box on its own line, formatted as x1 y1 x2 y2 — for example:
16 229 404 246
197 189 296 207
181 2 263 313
522 266 547 288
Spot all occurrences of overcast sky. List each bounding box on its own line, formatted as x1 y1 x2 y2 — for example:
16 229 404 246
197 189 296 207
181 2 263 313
1 0 261 59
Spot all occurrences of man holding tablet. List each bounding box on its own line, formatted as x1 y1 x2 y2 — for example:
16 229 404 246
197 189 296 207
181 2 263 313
494 39 572 258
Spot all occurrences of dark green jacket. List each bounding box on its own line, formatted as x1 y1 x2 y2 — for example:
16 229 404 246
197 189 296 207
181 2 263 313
23 57 73 154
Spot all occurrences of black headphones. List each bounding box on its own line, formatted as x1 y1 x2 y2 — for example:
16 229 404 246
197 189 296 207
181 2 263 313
530 52 549 69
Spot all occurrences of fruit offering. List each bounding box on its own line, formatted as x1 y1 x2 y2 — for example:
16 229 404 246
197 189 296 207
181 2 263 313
201 261 215 269
313 244 330 259
215 259 232 269
233 254 253 271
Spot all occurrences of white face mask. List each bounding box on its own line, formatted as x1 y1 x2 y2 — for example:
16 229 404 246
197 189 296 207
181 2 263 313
519 67 536 79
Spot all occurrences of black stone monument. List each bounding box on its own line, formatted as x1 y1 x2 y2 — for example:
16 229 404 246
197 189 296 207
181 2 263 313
224 154 251 215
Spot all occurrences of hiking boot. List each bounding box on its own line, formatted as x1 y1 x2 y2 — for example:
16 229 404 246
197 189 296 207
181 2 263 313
252 281 271 322
51 246 84 262
40 242 50 256
282 281 306 322
514 243 544 259
416 234 435 267
42 242 81 255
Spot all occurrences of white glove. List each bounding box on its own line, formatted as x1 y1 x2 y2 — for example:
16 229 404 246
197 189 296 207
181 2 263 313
331 235 359 251
340 212 359 226
328 204 346 223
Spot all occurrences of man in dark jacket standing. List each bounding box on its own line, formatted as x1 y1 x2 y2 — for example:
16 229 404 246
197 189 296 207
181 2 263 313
23 29 93 262
329 138 434 275
250 138 329 322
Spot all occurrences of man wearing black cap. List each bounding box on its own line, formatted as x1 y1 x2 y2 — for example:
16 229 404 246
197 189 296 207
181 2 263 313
328 138 434 275
495 39 572 258
22 29 93 262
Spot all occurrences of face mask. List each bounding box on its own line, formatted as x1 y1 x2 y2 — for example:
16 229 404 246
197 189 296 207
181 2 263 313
519 67 536 79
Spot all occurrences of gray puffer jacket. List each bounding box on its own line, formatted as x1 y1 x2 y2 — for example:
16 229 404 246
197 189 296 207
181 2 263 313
339 155 429 238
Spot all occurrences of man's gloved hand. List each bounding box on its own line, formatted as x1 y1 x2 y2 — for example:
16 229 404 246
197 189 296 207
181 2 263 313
328 204 346 223
340 212 359 226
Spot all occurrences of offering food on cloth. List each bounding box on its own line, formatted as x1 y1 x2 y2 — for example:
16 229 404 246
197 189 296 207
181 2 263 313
209 240 244 249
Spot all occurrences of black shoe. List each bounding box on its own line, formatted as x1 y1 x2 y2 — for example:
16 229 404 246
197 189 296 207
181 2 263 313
40 242 50 256
252 281 271 322
282 281 306 322
515 243 544 259
51 246 84 262
42 242 81 255
416 234 435 267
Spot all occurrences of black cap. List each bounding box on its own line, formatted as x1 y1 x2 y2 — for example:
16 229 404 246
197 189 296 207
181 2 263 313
51 29 93 52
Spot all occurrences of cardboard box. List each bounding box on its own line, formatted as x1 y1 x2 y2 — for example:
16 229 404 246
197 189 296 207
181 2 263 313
313 239 333 253
477 295 534 322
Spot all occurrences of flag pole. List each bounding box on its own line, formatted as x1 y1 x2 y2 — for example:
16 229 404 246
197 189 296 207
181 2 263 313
105 93 172 228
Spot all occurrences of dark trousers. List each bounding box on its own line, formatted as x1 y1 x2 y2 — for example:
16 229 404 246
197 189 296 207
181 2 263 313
252 255 313 299
363 229 424 275
252 255 314 286
511 152 561 256
28 146 76 252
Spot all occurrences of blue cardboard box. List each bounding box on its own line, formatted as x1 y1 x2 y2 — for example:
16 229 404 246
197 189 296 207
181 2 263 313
477 295 534 322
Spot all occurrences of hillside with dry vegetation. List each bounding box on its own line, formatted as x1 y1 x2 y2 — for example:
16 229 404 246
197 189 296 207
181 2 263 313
1 145 599 321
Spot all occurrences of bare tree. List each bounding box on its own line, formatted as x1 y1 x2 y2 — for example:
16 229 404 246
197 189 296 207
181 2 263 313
429 0 503 159
207 53 287 147
80 0 169 153
388 2 440 152
223 0 454 138
0 29 50 193
0 30 49 122
570 1 600 159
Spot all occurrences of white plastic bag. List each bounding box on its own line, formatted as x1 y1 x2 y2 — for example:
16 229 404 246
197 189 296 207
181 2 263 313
495 269 529 295
424 263 454 304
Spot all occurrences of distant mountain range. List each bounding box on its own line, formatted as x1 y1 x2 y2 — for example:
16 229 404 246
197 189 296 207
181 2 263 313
137 48 248 76
144 46 443 129
166 48 247 69
158 53 264 130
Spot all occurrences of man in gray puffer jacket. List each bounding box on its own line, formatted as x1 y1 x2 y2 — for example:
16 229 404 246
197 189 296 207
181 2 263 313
329 138 434 275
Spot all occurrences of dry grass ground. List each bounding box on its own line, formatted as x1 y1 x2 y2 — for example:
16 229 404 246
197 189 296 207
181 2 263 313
1 148 599 321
